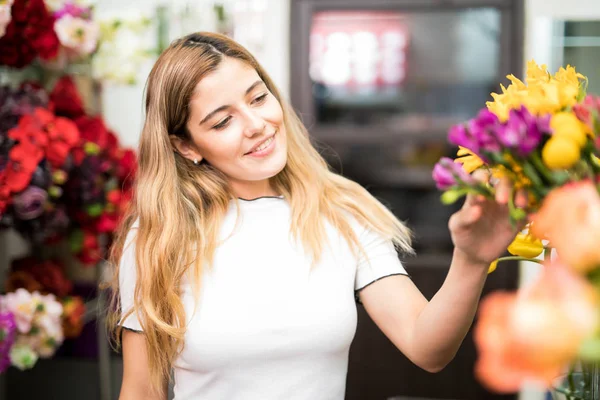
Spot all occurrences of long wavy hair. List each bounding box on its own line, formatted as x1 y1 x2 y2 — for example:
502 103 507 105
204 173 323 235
107 31 413 394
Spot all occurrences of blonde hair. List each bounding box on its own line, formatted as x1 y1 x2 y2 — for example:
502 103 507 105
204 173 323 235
107 32 412 394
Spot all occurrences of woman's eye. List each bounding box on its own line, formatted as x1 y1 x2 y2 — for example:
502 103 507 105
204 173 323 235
213 116 231 130
252 93 268 105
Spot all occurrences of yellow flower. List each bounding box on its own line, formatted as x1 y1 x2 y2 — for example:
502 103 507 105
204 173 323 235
455 146 484 173
487 61 587 120
486 98 510 122
507 232 544 259
550 112 587 147
488 260 498 274
490 154 531 189
526 60 551 87
554 65 586 87
542 136 581 170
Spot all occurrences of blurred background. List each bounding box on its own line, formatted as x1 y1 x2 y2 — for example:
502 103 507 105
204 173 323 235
0 0 599 399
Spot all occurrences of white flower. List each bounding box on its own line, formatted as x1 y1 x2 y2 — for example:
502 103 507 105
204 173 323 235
92 14 153 85
36 332 63 358
54 14 99 55
0 3 12 39
9 344 38 370
39 293 63 321
44 0 68 11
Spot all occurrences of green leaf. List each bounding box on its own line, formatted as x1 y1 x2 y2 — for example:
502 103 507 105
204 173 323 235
440 188 468 205
86 203 104 217
69 230 84 254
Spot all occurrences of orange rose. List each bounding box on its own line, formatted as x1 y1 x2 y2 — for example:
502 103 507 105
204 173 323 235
530 181 600 273
474 261 598 393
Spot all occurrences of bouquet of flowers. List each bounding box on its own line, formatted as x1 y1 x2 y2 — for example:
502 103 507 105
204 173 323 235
0 288 64 372
6 256 86 340
432 61 600 396
0 0 98 69
0 0 155 86
0 75 136 265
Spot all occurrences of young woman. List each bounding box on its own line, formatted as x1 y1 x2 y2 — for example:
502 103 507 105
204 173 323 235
108 32 525 400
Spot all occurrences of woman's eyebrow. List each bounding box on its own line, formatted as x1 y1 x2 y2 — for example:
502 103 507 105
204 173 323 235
199 80 265 125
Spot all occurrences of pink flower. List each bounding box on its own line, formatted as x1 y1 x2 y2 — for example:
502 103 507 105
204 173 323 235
54 14 99 55
475 261 598 392
2 289 36 334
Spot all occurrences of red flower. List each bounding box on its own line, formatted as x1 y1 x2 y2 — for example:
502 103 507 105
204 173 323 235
5 142 42 192
9 257 73 297
8 109 52 149
31 26 59 61
50 76 86 119
75 115 110 147
46 116 80 168
5 270 43 294
77 230 101 266
30 260 73 297
0 181 11 215
0 0 60 68
9 108 80 169
116 149 137 188
106 130 120 159
96 212 118 233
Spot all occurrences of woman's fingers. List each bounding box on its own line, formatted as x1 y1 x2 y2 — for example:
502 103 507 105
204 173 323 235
515 188 528 209
450 202 483 231
494 177 512 205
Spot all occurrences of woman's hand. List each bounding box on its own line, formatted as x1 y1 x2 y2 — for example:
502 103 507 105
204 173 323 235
448 172 527 267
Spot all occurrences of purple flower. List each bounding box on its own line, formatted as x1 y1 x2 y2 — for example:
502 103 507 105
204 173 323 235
448 109 502 160
12 187 48 220
432 157 475 190
497 106 549 156
467 109 503 153
0 311 17 373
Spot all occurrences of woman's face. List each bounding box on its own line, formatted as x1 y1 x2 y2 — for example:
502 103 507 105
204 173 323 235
182 57 288 197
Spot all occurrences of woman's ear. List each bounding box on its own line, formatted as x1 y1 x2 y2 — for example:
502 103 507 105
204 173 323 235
170 135 203 163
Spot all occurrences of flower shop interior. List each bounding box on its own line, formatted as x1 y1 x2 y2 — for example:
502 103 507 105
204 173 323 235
1 0 600 399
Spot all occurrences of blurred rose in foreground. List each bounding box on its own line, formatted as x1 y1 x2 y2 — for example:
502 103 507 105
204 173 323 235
531 181 600 273
474 260 599 392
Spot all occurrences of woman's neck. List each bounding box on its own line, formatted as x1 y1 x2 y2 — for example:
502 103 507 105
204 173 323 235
229 179 279 200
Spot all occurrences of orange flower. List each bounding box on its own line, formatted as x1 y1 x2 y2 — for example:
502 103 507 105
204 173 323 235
62 296 86 339
530 181 600 273
474 261 598 393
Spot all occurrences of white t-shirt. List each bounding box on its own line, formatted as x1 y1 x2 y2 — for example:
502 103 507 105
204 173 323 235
119 196 408 400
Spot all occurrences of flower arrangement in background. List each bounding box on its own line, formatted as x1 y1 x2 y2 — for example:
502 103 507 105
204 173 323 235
0 0 60 68
0 257 87 374
432 61 600 396
0 76 136 265
92 13 154 84
6 256 86 340
0 289 64 372
0 0 155 86
0 0 98 68
0 0 140 374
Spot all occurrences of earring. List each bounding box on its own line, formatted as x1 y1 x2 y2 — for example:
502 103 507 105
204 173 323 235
193 159 199 165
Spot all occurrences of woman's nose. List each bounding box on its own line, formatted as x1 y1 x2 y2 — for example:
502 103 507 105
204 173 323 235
242 110 266 137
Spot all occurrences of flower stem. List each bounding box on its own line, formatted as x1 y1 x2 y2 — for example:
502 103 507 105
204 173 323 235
544 246 553 261
495 256 543 264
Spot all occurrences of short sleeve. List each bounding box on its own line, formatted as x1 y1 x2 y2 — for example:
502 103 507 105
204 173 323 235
354 225 409 297
118 223 144 332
